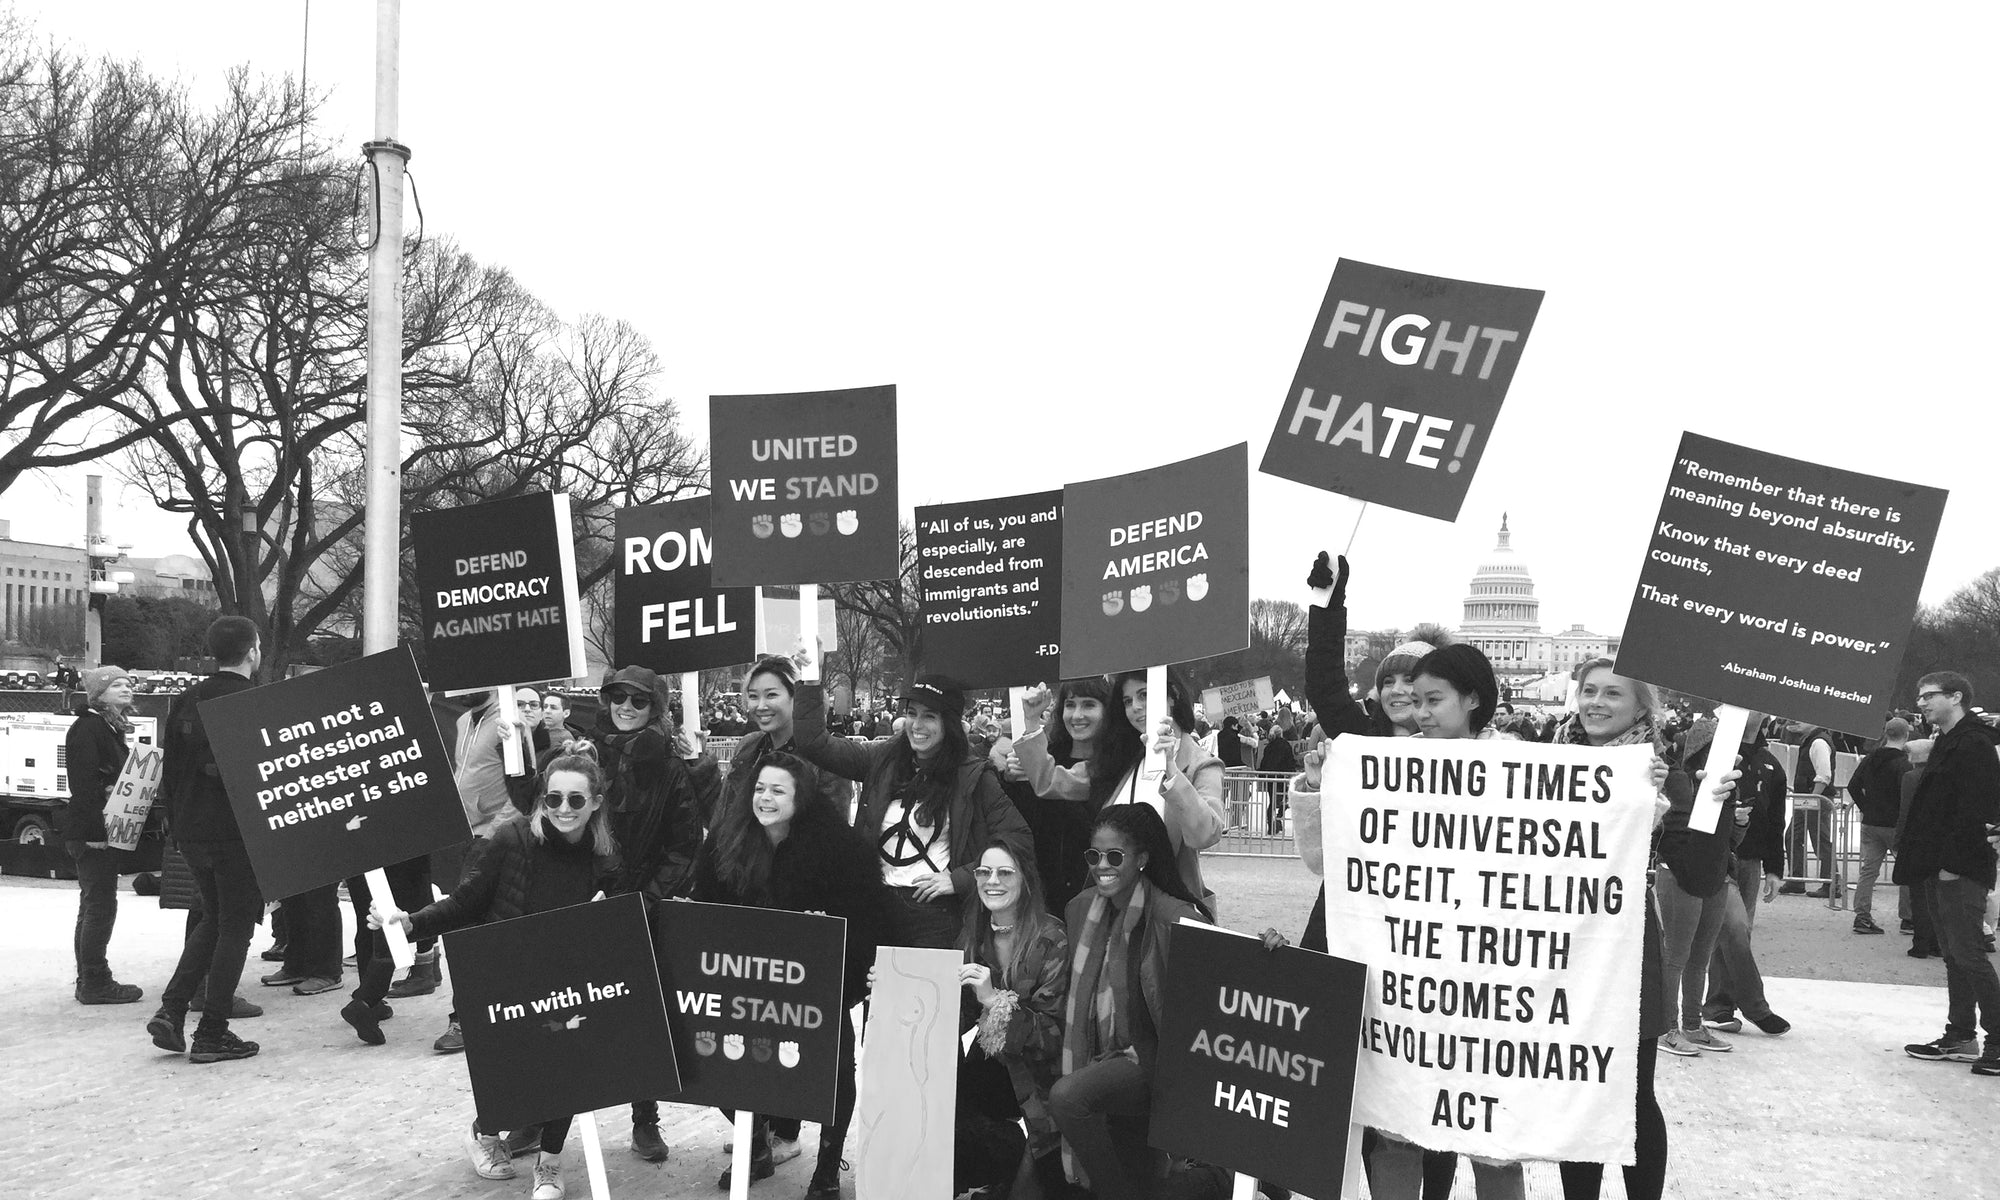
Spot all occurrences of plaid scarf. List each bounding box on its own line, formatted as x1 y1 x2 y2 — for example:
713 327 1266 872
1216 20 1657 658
1553 712 1658 751
1058 881 1150 1185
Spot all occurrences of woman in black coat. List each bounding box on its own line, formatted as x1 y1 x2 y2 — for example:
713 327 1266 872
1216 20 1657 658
65 665 142 1004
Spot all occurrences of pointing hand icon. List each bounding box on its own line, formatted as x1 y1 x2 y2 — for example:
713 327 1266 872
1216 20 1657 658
345 815 368 831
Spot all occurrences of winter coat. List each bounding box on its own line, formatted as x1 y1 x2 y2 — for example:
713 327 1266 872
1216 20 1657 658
161 670 257 843
581 716 722 900
964 920 1069 1158
61 705 129 843
1894 718 2000 889
717 724 854 829
408 818 616 940
1847 746 1911 829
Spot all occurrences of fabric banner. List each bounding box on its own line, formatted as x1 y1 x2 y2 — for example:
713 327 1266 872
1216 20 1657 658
411 491 588 692
915 490 1063 688
1319 736 1655 1164
1613 432 1947 737
1201 677 1274 722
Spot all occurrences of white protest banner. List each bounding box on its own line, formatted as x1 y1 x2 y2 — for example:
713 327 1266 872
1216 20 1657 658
102 743 164 852
1320 736 1654 1164
1201 677 1274 722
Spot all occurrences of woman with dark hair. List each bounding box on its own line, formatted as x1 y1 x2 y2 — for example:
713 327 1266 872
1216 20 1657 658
370 753 619 1200
955 841 1071 1199
1004 676 1131 915
720 655 855 828
791 675 1033 948
694 752 890 1199
1047 804 1209 1200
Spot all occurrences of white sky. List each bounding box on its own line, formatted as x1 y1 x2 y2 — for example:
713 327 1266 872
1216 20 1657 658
7 2 1997 637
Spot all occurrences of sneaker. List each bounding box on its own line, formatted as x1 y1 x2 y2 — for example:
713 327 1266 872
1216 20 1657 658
717 1147 775 1190
188 1029 261 1063
146 1009 186 1054
465 1122 516 1180
1909 946 1937 959
1683 1027 1734 1052
1973 1047 2000 1077
1704 1016 1743 1034
1751 1013 1792 1036
504 1126 543 1158
532 1150 565 1200
342 953 357 968
1906 1035 1980 1062
1854 916 1885 935
192 993 265 1019
259 968 308 988
261 942 289 962
341 998 385 1046
373 1001 394 1021
631 1120 669 1163
1900 919 1916 933
1777 882 1805 895
768 1135 802 1165
1805 885 1830 899
292 976 342 996
75 978 144 1005
1658 1029 1701 1056
434 1020 465 1054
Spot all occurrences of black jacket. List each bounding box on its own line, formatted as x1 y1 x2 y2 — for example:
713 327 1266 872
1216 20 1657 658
61 705 129 842
161 670 258 844
1847 746 1911 829
1894 719 2000 889
583 720 721 900
409 818 616 939
1726 739 1789 878
1299 600 1397 954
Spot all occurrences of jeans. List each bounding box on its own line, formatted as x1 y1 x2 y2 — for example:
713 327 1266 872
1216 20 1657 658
279 883 344 979
1786 796 1832 882
67 842 121 980
888 887 963 949
1928 876 2000 1043
1908 877 1940 955
1655 867 1726 1030
1367 1135 1524 1200
162 840 265 1035
347 857 438 967
1699 875 1772 1021
479 1113 572 1154
1854 825 1895 918
1704 858 1763 1021
1047 1052 1155 1200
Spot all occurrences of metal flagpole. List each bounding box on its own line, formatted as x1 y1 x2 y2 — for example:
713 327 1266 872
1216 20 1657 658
361 0 410 657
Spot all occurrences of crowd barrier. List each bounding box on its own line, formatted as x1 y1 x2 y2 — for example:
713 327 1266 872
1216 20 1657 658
1213 770 1300 857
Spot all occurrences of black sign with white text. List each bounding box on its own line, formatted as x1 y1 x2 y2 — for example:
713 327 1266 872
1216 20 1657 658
412 492 587 691
615 497 759 673
916 490 1063 688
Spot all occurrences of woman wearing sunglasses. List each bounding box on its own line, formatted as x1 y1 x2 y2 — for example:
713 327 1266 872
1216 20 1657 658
956 841 1073 1199
368 753 618 1200
693 752 890 1199
1047 804 1210 1200
792 674 1034 949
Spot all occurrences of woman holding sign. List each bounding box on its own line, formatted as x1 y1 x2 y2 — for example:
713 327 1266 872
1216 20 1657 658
370 751 618 1200
1005 676 1129 915
791 676 1032 949
719 655 855 832
694 751 891 1199
64 666 144 1005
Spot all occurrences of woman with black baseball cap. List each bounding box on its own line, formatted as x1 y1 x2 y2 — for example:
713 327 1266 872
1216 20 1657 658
792 673 1034 947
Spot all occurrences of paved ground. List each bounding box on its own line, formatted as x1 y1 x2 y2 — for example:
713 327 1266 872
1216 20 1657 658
5 860 1995 1199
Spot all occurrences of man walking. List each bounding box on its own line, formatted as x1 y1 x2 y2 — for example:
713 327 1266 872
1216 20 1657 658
1898 672 2000 1075
146 617 266 1063
1848 717 1913 935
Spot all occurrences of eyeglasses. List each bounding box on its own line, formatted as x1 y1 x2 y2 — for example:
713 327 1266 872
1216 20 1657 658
542 791 591 811
1082 848 1127 868
971 867 1020 882
1916 690 1946 703
607 690 653 708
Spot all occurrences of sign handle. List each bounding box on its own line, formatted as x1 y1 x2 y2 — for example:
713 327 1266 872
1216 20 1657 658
1230 1172 1259 1200
495 686 526 777
576 1109 611 1200
728 1109 755 1200
364 866 416 970
680 671 701 748
1141 664 1169 783
797 583 821 683
1341 1120 1365 1198
1008 685 1030 746
1689 704 1752 835
1343 501 1369 556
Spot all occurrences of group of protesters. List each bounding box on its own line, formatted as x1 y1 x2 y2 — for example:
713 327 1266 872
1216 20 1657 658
56 550 2000 1200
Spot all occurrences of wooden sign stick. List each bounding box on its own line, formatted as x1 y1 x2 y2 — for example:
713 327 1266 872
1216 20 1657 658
728 1110 755 1200
1231 1171 1259 1200
1688 704 1752 835
576 1109 612 1199
681 672 701 750
1141 664 1170 783
797 583 821 684
1009 686 1031 747
495 685 527 777
364 866 416 970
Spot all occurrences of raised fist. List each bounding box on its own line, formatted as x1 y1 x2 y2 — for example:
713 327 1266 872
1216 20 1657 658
1186 573 1209 601
1102 590 1124 616
694 1030 717 1056
836 510 859 535
779 1040 800 1068
1307 552 1335 590
808 511 831 535
723 1032 745 1060
751 514 775 539
779 513 803 538
751 1036 774 1063
1129 583 1153 613
1159 578 1180 605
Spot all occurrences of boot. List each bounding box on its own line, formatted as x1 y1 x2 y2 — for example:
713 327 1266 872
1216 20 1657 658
76 968 143 1005
388 948 442 998
803 1136 845 1199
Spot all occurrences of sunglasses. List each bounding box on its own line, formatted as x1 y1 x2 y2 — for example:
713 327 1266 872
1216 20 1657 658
542 791 592 811
606 689 653 708
971 866 1020 882
1082 848 1128 868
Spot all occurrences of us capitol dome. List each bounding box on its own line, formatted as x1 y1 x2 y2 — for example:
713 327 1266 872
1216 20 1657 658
1459 515 1617 687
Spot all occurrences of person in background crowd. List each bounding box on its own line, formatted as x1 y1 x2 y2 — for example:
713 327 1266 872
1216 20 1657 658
1258 714 1298 833
259 882 343 998
372 752 618 1200
1214 715 1249 769
1005 676 1126 916
694 752 889 1197
65 665 142 1004
1901 747 1941 958
1701 711 1792 1036
1848 717 1914 935
147 618 266 1063
1047 804 1211 1200
1779 720 1838 897
956 841 1072 1199
1898 672 2000 1075
541 691 575 743
791 674 1033 948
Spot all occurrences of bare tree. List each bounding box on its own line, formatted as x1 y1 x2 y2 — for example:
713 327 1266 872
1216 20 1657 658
826 523 923 690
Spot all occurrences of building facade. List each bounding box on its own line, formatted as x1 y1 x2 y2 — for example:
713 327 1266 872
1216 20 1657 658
0 521 89 649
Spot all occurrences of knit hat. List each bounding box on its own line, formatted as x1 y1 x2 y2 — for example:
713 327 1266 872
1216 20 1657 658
83 665 134 705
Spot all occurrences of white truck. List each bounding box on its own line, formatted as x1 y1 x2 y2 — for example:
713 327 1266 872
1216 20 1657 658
0 712 159 851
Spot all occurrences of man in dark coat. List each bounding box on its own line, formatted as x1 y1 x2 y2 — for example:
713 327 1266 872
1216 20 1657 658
1847 717 1913 935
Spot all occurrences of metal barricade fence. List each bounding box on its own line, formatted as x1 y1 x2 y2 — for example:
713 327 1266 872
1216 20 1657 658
1211 770 1300 857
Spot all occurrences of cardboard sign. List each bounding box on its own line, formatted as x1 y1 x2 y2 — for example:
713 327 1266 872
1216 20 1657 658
653 900 847 1123
614 497 759 674
1260 259 1543 521
199 648 469 901
708 386 900 586
755 587 839 657
412 492 587 692
445 892 681 1132
1201 677 1275 722
1059 445 1250 678
1149 922 1366 1199
915 490 1063 688
855 947 961 1200
1320 736 1656 1164
1614 432 1947 737
101 743 164 852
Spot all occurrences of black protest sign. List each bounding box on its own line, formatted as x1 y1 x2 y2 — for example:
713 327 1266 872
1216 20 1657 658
708 386 899 586
916 490 1063 688
1149 922 1366 1199
445 892 681 1132
1059 444 1249 678
1259 259 1544 522
199 648 467 900
653 900 847 1123
614 497 758 674
1614 432 1947 736
412 492 587 692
